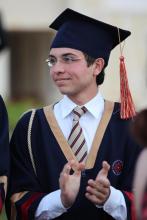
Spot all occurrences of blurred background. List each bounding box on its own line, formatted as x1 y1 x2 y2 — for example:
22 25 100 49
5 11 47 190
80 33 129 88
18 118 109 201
0 0 147 219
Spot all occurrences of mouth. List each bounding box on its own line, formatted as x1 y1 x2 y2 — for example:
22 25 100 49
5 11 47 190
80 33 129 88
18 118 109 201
55 78 71 82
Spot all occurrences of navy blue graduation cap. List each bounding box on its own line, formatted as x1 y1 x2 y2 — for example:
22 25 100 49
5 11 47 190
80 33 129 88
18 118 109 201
49 8 136 119
49 8 130 67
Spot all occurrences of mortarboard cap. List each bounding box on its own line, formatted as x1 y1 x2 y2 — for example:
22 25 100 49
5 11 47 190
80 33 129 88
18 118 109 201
49 8 136 119
49 8 131 66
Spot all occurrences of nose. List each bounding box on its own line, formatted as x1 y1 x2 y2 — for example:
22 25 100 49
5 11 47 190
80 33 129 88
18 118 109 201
50 60 65 75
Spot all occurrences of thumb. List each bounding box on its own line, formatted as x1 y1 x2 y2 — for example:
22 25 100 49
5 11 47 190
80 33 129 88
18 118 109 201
96 161 110 180
74 163 85 176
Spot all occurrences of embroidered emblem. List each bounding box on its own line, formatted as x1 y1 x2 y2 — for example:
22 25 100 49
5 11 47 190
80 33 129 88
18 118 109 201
112 160 123 175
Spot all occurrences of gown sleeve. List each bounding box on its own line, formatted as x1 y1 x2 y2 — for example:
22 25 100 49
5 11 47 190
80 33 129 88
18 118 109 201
0 95 9 213
6 110 46 220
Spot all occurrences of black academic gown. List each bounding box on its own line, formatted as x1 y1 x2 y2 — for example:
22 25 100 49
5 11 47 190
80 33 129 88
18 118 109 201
6 101 141 220
0 95 9 212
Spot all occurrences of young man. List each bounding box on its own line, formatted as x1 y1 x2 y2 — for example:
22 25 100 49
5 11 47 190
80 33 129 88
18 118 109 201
0 17 9 213
0 96 9 213
7 8 141 220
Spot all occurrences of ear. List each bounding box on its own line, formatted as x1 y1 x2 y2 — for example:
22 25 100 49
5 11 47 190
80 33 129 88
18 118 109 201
93 58 105 76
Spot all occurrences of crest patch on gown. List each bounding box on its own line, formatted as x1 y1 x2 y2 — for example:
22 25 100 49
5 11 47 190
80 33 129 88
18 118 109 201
112 160 123 176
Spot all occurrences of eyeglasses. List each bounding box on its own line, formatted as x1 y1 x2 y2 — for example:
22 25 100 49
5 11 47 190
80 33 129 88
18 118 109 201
45 55 82 68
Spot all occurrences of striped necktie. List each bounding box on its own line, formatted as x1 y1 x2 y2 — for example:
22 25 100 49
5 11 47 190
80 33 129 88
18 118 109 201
68 106 88 163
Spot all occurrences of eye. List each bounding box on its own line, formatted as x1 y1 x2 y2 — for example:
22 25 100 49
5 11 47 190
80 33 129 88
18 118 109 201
46 57 56 67
62 56 80 63
63 56 74 63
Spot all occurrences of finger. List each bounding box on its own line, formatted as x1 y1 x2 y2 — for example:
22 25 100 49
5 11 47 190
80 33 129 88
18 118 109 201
61 162 71 175
59 172 68 188
87 179 108 193
69 160 78 171
69 160 85 174
87 179 96 187
96 161 110 180
77 162 85 172
97 178 110 188
88 179 104 189
86 185 109 198
85 192 103 205
88 179 110 191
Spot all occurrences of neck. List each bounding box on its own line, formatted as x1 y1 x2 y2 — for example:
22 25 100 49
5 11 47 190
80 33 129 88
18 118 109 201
68 88 99 106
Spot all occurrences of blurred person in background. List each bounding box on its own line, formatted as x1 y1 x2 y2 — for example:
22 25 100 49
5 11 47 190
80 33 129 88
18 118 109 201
131 109 147 220
7 8 141 220
0 14 7 51
0 14 9 214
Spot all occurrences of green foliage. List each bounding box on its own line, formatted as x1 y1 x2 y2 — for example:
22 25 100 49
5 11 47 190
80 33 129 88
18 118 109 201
6 99 42 133
0 209 7 220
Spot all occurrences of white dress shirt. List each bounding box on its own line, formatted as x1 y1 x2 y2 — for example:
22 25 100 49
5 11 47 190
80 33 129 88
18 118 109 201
35 92 127 220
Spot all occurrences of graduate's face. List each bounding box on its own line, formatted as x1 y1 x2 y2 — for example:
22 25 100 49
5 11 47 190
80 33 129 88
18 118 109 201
48 48 102 102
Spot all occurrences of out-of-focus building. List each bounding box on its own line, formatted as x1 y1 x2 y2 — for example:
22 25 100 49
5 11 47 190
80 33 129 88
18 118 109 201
0 0 147 110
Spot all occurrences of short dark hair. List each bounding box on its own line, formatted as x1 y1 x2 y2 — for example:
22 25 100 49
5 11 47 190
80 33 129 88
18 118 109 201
83 53 105 85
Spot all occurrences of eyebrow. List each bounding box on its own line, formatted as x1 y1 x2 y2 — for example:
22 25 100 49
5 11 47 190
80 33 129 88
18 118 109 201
48 53 78 58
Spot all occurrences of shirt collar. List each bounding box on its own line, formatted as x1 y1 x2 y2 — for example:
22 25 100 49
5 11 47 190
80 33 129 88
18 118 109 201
59 92 104 119
84 92 104 119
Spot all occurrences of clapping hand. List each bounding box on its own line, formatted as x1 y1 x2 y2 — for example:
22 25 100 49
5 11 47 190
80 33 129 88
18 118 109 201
85 161 110 206
59 160 85 208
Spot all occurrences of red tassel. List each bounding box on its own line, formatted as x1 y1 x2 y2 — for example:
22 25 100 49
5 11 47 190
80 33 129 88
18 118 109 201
120 56 136 119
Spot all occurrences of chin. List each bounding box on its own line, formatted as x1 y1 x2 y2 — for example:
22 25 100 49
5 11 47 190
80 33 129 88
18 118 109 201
59 89 74 96
58 88 69 94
